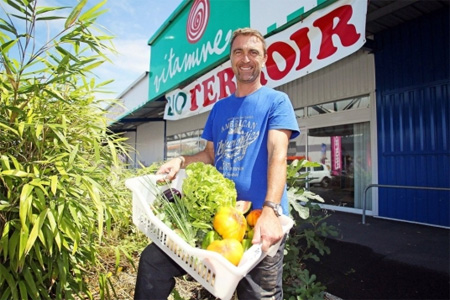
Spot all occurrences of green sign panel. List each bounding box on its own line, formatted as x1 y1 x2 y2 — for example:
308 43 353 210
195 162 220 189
148 0 250 101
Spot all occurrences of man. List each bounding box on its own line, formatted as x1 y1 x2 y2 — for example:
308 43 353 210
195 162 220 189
135 28 300 300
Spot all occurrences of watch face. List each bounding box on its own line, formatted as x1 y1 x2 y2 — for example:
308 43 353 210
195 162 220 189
276 205 283 216
264 201 282 216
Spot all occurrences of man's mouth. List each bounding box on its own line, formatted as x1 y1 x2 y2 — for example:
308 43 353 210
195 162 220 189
239 66 253 71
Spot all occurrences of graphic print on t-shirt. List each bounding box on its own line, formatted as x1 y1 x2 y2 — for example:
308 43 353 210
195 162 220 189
216 116 259 178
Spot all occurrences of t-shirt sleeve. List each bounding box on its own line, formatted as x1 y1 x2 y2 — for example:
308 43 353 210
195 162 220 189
201 106 216 142
269 92 301 139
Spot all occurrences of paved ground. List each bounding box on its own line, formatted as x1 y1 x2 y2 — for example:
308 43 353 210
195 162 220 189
305 211 450 300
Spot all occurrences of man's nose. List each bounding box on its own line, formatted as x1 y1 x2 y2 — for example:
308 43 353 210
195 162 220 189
242 54 250 62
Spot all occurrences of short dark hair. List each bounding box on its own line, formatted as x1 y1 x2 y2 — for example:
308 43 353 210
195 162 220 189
230 28 267 55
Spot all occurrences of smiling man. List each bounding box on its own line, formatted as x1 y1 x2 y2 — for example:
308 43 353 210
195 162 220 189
135 28 300 300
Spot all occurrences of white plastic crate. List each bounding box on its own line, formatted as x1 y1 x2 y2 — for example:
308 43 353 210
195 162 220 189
125 171 294 300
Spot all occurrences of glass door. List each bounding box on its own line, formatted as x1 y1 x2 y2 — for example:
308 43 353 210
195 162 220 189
305 122 372 209
289 95 373 211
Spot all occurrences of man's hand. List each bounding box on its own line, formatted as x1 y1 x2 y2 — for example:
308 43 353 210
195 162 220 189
156 157 184 181
251 207 283 252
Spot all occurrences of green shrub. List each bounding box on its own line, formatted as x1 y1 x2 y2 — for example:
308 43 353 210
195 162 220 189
284 159 339 300
0 1 132 298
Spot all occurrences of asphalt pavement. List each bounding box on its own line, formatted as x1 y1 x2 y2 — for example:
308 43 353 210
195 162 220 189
304 211 450 300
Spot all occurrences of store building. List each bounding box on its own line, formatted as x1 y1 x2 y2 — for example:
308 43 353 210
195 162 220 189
108 0 449 228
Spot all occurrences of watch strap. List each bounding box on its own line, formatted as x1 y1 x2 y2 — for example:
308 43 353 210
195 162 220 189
263 201 282 216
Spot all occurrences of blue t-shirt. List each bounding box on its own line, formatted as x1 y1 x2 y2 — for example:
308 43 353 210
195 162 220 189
202 86 300 214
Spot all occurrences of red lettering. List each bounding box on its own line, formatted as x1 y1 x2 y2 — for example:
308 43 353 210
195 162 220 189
260 70 268 86
290 28 312 70
189 84 201 111
266 41 296 80
216 67 236 99
313 5 360 60
202 75 217 107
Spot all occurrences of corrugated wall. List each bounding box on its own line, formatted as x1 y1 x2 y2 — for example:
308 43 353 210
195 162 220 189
375 9 450 227
277 49 375 109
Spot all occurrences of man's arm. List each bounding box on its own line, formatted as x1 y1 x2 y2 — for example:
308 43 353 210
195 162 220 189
156 141 215 180
252 129 292 252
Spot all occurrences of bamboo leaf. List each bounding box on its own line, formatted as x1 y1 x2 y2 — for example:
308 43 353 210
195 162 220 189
78 0 107 22
0 221 10 259
0 122 19 136
33 238 45 268
4 0 30 16
29 260 46 288
0 155 11 170
25 209 48 256
17 122 25 137
9 155 22 170
0 18 18 35
36 16 65 21
36 6 67 15
94 138 100 162
0 289 12 300
29 178 49 198
50 175 58 195
97 208 104 243
23 266 39 300
18 227 29 270
68 144 78 165
19 184 33 228
8 230 19 264
42 226 54 256
0 39 18 53
1 170 32 177
81 60 104 72
54 231 62 252
56 54 70 74
64 0 87 28
50 126 72 150
107 139 118 166
35 123 43 139
46 209 57 233
0 263 18 299
19 281 28 300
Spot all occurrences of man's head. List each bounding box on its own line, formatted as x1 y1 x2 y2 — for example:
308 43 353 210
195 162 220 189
230 28 267 56
229 28 267 86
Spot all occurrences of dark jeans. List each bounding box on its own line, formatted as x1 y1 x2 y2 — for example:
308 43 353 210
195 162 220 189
134 237 286 300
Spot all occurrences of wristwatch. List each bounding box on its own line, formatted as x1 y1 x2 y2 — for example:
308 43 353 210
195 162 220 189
263 201 283 217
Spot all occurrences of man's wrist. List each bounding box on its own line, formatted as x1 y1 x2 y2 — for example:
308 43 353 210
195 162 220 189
263 201 283 217
176 156 185 168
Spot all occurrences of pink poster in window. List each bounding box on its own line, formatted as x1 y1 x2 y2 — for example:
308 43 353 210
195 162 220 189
331 136 342 176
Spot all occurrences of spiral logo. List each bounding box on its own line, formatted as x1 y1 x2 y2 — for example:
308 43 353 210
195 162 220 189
186 0 210 44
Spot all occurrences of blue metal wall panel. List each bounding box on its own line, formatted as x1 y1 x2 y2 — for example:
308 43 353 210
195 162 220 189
375 9 450 227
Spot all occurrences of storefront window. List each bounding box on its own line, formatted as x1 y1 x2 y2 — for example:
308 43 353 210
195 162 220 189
305 122 372 209
308 95 370 116
290 95 372 210
167 129 206 158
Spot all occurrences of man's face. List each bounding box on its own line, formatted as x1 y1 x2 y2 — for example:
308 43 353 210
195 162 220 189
230 35 267 84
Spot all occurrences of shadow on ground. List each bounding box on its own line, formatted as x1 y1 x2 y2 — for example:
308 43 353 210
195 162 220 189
307 237 449 300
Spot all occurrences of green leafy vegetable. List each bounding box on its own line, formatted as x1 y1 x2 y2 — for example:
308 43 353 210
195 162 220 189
182 162 237 241
147 180 197 246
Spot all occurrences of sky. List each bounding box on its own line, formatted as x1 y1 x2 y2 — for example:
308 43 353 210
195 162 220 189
95 0 183 98
0 0 183 98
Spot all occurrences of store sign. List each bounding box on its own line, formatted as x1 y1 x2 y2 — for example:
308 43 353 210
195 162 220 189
148 0 249 100
164 0 367 120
